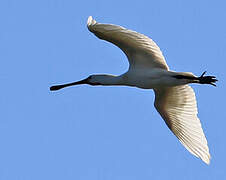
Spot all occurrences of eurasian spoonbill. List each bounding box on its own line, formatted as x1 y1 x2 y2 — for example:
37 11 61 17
50 16 217 164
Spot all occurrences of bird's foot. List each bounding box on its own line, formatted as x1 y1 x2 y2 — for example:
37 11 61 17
198 71 218 86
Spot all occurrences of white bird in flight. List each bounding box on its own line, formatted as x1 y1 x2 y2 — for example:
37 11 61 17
50 16 217 164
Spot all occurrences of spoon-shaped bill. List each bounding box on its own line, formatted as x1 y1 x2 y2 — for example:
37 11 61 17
50 78 89 91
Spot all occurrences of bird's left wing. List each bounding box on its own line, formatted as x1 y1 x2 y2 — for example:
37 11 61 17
87 16 169 70
154 85 210 164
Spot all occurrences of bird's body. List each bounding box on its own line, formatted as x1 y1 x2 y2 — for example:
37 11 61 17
50 16 217 164
122 69 196 89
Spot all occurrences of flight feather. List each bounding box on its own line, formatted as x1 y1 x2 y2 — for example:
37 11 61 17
154 85 210 164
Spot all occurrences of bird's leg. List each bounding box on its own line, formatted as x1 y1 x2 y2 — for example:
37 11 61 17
197 71 218 86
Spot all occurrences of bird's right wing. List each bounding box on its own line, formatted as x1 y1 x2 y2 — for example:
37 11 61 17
87 16 169 70
154 85 210 164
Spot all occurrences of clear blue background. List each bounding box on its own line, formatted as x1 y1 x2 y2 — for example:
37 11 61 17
1 0 225 179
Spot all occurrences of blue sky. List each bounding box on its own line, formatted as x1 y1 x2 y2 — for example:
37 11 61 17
1 0 226 179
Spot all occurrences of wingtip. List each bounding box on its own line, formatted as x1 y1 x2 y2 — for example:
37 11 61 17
87 16 96 30
203 153 211 165
87 16 93 25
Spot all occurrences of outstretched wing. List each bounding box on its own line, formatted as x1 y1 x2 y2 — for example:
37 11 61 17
87 16 169 70
154 85 210 164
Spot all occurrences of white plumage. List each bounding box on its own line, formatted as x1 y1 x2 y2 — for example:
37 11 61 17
51 16 217 164
87 16 169 70
154 85 210 164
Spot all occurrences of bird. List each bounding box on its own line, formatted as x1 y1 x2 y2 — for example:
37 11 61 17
50 16 217 164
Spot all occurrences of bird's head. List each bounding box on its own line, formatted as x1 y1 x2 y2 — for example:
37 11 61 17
85 75 106 85
86 74 120 85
